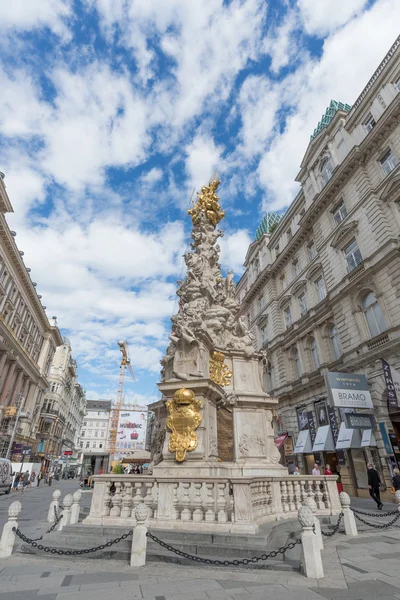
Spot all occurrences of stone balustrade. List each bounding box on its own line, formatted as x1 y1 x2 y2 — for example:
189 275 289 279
84 474 340 534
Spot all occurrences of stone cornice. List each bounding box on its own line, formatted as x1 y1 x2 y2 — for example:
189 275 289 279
0 178 13 213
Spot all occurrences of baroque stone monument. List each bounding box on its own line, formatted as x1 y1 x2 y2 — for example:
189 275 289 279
150 179 286 477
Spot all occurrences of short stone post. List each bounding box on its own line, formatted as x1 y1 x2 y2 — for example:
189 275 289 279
395 490 400 510
70 489 82 525
303 496 323 550
340 492 358 537
0 501 22 558
47 489 61 523
298 505 324 580
130 504 149 567
58 494 73 532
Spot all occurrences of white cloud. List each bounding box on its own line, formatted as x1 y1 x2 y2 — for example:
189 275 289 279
298 0 369 36
219 229 252 275
185 132 223 195
0 0 72 36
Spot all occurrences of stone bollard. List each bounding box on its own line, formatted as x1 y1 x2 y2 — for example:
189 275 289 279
58 494 73 532
302 496 323 550
70 489 82 525
0 501 22 559
298 505 324 579
395 490 400 509
47 489 61 523
340 492 358 537
130 504 149 567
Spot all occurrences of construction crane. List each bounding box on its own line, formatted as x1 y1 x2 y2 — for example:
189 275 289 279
109 341 135 463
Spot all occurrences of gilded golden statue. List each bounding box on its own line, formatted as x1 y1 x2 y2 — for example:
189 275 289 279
188 178 225 228
166 388 202 462
209 351 232 386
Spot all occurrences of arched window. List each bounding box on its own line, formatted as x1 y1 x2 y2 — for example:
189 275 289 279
292 347 302 379
320 157 334 185
328 325 342 360
362 292 387 338
310 337 320 370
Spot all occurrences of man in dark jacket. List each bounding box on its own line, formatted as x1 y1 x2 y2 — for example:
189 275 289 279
367 463 383 509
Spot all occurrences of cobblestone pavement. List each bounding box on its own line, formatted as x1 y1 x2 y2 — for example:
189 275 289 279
1 494 399 600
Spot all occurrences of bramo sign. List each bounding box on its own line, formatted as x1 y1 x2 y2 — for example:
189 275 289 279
325 372 373 409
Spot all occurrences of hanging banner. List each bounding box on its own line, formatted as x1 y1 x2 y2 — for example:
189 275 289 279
325 372 373 409
327 406 346 465
378 422 393 455
382 359 400 408
307 411 317 444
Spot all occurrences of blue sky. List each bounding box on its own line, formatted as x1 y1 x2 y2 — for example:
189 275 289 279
0 0 399 403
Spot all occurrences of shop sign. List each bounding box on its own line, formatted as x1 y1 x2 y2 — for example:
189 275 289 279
378 422 394 456
307 411 317 444
283 436 293 456
336 423 362 449
344 413 376 430
382 359 400 408
294 430 313 454
325 372 373 409
22 446 32 456
327 407 339 443
312 425 335 452
361 430 377 447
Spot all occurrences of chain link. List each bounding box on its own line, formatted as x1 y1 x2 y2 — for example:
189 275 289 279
352 508 399 518
353 511 400 529
145 531 301 566
24 507 63 542
321 511 344 537
13 526 132 555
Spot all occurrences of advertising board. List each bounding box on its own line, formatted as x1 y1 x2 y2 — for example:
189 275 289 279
116 410 148 451
325 372 373 409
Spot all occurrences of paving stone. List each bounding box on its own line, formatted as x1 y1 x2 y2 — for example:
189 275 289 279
140 578 222 597
347 580 400 596
216 580 284 590
68 572 138 586
341 563 368 574
37 585 81 595
0 591 56 600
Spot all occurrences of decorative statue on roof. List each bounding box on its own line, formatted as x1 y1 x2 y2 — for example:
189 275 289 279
160 178 254 382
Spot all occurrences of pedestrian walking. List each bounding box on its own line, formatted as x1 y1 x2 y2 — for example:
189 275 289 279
367 463 383 510
312 464 321 476
22 470 30 492
37 472 43 487
30 471 36 486
13 472 21 492
392 468 400 492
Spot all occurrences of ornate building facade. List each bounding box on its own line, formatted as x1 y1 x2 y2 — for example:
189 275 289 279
37 339 86 459
0 174 63 458
237 35 400 497
78 399 111 478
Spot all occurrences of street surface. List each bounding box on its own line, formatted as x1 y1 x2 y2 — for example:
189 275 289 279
1 487 400 600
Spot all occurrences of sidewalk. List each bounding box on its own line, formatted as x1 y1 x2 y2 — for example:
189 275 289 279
2 525 400 600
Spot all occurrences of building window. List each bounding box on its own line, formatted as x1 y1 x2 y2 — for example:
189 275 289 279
83 421 87 427
81 430 85 437
308 241 317 260
253 257 260 277
263 360 274 392
261 325 268 345
332 201 348 226
99 443 103 449
292 347 302 379
284 306 292 328
315 276 327 301
95 430 98 437
292 260 300 277
363 113 376 133
380 149 398 175
100 430 105 437
320 157 334 185
286 228 292 241
88 430 92 436
258 294 265 312
362 292 387 338
394 77 400 93
328 324 342 360
85 441 90 449
93 442 97 448
344 239 363 272
310 337 320 370
299 293 307 316
79 441 83 448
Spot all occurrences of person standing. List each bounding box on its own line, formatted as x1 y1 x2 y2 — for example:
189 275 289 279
312 464 321 476
392 468 400 492
37 471 43 486
324 464 333 476
22 470 30 492
288 462 296 475
13 473 21 492
48 470 53 486
367 463 383 510
293 467 300 475
30 471 36 487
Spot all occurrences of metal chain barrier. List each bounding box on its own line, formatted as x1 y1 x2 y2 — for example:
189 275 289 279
321 511 344 537
24 507 63 542
352 508 399 518
145 531 301 566
12 526 132 555
353 511 400 530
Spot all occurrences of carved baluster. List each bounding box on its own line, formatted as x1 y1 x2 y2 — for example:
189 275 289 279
131 482 143 518
120 482 132 518
110 482 122 517
180 482 192 521
152 482 159 519
217 483 228 523
101 481 111 517
192 482 204 522
300 479 308 504
280 481 289 512
267 482 272 515
172 483 180 520
315 482 324 510
293 479 301 510
144 482 154 518
321 480 330 510
228 488 234 522
205 483 216 522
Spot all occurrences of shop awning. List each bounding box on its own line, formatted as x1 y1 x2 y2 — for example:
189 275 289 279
361 429 377 447
274 433 289 449
336 423 362 449
312 425 335 452
294 430 313 454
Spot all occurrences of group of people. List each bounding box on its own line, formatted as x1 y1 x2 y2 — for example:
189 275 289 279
124 464 144 474
287 462 335 477
367 463 400 510
12 470 35 491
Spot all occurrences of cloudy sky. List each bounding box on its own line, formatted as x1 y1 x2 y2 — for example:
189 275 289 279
0 0 399 403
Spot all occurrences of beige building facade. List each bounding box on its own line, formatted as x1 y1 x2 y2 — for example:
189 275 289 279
37 339 86 461
237 35 400 498
0 174 63 458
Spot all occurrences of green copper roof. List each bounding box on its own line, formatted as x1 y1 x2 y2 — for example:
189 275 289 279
255 211 285 240
310 100 352 141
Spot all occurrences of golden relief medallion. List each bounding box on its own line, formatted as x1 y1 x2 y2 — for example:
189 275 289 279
209 351 232 386
166 388 202 462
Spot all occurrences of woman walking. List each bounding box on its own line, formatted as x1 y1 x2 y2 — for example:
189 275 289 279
12 472 21 492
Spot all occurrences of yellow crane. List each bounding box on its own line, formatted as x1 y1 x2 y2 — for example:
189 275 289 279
109 341 135 464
